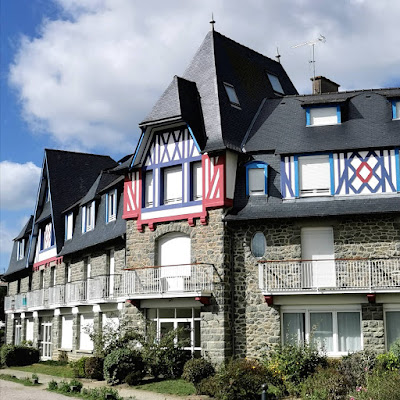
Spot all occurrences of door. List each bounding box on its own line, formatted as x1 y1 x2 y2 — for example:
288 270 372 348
159 233 191 291
301 227 336 288
41 321 52 360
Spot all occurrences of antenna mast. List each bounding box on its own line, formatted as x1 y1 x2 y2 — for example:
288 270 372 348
292 34 326 80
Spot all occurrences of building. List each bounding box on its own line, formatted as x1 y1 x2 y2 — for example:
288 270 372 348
4 29 400 363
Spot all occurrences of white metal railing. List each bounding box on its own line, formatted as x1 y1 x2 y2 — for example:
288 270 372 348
27 289 45 308
123 263 214 296
48 285 66 307
65 280 87 303
87 275 122 301
259 258 400 293
4 296 13 311
14 293 28 310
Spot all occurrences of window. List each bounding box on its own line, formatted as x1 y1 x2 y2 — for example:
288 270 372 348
147 308 201 356
282 308 362 355
245 161 268 196
223 83 240 106
386 311 400 348
25 318 34 343
14 319 22 345
144 170 154 207
267 73 284 94
251 232 266 257
392 100 400 120
82 201 95 233
191 161 202 201
65 262 71 284
50 266 56 288
307 106 341 126
106 249 115 296
79 314 94 351
40 221 54 251
65 212 73 240
163 165 183 205
298 155 331 197
61 316 73 349
17 239 25 260
106 189 117 222
84 257 91 280
39 270 44 289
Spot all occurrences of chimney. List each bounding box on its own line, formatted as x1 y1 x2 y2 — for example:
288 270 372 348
311 76 340 94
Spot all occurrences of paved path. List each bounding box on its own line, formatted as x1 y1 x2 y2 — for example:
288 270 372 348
1 369 210 400
0 379 71 399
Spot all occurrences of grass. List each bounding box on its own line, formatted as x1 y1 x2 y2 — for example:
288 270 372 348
9 360 74 378
134 378 196 396
0 373 41 386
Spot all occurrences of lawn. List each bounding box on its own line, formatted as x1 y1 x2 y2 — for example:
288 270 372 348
8 360 75 378
134 378 196 396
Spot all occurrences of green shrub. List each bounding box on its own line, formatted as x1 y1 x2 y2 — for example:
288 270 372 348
84 356 104 380
58 380 72 393
71 356 89 378
390 338 400 359
103 348 145 385
376 351 400 371
58 350 69 364
202 358 268 400
69 378 83 392
81 386 122 400
182 358 215 391
125 370 144 386
48 380 58 390
301 366 350 400
263 342 327 396
0 344 40 366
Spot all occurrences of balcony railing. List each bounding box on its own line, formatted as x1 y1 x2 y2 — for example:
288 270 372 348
123 263 214 296
259 258 400 294
4 296 13 311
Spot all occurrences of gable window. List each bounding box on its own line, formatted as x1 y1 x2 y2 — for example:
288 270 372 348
307 106 341 126
65 212 73 240
267 73 284 94
245 161 268 196
82 201 95 233
40 221 54 251
17 239 25 260
299 155 331 197
223 83 240 107
144 170 154 208
106 189 117 222
392 100 400 120
191 161 202 201
163 165 182 205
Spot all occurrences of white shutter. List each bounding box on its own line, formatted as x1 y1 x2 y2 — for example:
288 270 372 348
82 207 86 233
66 213 73 239
396 101 400 119
79 314 94 351
299 155 330 196
249 168 265 194
25 319 34 342
310 107 338 126
192 162 202 200
90 201 95 229
61 316 73 349
164 166 182 204
145 171 154 207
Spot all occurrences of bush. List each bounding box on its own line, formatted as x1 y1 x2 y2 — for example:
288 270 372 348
58 380 72 393
201 358 269 400
48 380 58 390
103 348 145 385
84 356 104 380
263 342 327 396
301 366 350 400
376 351 400 371
71 356 89 378
81 386 122 400
58 350 69 364
390 338 400 360
125 370 144 386
182 358 215 391
0 344 40 366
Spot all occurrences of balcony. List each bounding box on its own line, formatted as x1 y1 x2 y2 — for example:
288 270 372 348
259 258 400 295
122 263 214 299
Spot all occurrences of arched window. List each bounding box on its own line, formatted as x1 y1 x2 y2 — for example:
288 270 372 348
251 232 266 257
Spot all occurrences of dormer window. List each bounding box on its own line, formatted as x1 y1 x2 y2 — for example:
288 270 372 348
245 161 268 196
223 83 240 107
39 221 54 251
299 155 331 197
392 100 400 120
267 73 284 94
306 106 341 126
163 165 182 205
65 212 73 240
17 239 25 260
106 189 117 222
82 201 95 233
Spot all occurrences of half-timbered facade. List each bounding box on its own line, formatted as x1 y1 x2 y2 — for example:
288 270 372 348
4 29 400 363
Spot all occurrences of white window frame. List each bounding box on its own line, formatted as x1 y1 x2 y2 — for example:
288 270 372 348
281 305 362 357
307 106 340 126
384 305 400 350
82 201 95 233
298 155 331 197
191 161 202 201
223 82 240 106
17 239 25 260
106 189 117 222
144 170 154 208
65 212 73 240
267 73 284 94
14 319 22 345
163 165 183 205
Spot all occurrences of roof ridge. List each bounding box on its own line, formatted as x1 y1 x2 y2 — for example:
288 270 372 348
285 87 400 99
45 148 114 159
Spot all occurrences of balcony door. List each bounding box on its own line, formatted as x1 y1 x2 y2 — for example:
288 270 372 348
301 227 335 288
159 233 191 291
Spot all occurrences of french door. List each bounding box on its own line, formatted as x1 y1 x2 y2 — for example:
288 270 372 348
41 321 52 360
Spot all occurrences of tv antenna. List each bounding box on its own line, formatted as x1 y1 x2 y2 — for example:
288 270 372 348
292 34 326 80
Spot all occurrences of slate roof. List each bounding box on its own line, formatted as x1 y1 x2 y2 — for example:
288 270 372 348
139 30 297 156
5 216 33 278
244 88 400 154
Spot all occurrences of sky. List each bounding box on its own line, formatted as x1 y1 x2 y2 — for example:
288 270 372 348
1 0 400 273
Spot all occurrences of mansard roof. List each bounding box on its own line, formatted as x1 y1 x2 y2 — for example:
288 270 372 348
13 216 33 241
79 171 121 206
140 30 297 154
243 88 400 154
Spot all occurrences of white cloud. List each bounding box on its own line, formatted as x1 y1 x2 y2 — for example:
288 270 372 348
8 0 400 153
0 221 16 255
0 161 41 210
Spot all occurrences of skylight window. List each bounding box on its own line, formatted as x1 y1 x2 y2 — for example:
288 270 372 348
224 83 240 106
267 73 284 94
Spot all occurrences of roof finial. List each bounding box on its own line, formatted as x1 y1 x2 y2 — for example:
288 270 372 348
210 13 215 31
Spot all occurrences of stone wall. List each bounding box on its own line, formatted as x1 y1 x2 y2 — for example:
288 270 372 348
362 304 385 353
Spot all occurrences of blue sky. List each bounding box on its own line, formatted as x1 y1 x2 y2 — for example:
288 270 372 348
1 0 399 273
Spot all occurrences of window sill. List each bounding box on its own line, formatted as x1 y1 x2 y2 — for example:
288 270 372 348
77 349 93 354
39 246 56 254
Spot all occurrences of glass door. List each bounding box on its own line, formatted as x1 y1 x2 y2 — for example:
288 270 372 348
41 321 52 360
